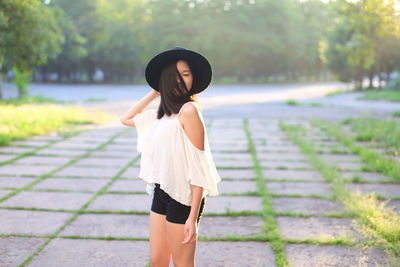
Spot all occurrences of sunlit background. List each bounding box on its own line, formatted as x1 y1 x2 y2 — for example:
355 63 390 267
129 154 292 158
1 0 399 100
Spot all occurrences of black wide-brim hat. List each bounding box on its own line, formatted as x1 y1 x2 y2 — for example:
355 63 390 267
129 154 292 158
145 46 212 95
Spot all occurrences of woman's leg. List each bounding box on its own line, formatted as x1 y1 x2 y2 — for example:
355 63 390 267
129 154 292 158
150 211 171 267
166 221 197 267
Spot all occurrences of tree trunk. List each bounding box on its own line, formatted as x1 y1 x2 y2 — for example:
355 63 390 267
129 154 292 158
368 68 374 89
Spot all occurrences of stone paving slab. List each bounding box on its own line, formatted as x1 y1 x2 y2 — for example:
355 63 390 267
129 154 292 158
339 171 393 182
32 178 109 192
107 179 145 192
203 196 263 213
209 139 248 146
11 140 52 147
263 169 324 181
271 197 345 216
99 147 138 155
35 148 87 157
209 133 246 139
0 236 46 267
257 152 306 161
0 209 73 235
0 177 37 189
195 241 275 267
53 165 120 178
277 216 359 240
0 154 16 162
90 149 136 158
66 136 110 143
256 146 301 153
74 157 131 168
86 194 152 212
59 214 149 238
198 216 264 237
260 160 313 169
0 189 13 198
218 180 258 194
286 243 393 267
328 162 364 171
111 137 136 143
13 156 72 165
0 191 93 210
0 146 34 154
259 141 297 147
218 169 257 179
211 152 252 161
209 144 249 152
50 141 99 150
346 183 400 198
214 159 254 168
35 147 88 158
0 164 56 177
319 154 362 162
26 239 150 267
120 166 140 179
103 143 134 151
266 182 333 196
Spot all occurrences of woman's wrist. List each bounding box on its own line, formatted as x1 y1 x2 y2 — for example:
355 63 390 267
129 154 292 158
150 89 160 99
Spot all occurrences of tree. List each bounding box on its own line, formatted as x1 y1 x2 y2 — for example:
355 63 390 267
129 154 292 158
0 0 64 98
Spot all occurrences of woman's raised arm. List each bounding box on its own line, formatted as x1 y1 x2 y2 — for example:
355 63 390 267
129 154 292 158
120 89 160 127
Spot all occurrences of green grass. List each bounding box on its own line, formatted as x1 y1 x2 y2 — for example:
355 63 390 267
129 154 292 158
357 89 400 102
286 99 299 105
85 97 107 102
393 111 400 117
244 118 288 267
0 101 117 146
280 120 400 258
312 119 400 182
342 116 400 150
0 94 74 105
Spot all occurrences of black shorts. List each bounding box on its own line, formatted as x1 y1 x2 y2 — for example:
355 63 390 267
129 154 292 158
151 183 205 225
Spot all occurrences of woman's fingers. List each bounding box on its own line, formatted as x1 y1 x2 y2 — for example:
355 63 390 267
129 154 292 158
182 226 191 244
182 228 194 244
189 232 197 243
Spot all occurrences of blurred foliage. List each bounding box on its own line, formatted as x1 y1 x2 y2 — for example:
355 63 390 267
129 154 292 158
0 0 399 95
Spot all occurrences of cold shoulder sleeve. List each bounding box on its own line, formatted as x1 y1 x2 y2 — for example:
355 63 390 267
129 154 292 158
178 102 221 196
133 109 157 152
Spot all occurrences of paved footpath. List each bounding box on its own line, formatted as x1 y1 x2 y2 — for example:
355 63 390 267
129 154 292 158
0 99 399 266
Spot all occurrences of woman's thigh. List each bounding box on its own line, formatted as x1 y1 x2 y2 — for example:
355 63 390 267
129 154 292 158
166 221 196 267
150 211 171 266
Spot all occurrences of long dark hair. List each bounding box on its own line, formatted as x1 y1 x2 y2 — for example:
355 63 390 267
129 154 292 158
156 59 199 119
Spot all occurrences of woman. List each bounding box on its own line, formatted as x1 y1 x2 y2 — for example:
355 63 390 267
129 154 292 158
120 46 221 267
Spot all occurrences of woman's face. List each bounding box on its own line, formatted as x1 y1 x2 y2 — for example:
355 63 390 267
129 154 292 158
176 59 193 92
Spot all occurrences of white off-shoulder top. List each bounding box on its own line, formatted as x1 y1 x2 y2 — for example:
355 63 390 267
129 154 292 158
132 101 221 206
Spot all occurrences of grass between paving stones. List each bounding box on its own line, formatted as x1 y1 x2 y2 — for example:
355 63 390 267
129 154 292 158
311 118 400 183
18 127 134 266
0 128 130 204
0 129 82 166
341 116 400 151
279 120 400 259
0 102 117 146
244 118 288 267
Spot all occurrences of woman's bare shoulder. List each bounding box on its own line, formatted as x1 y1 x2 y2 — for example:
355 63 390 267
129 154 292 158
179 102 202 129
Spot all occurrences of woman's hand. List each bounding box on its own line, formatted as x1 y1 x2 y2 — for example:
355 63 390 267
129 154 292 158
182 217 197 244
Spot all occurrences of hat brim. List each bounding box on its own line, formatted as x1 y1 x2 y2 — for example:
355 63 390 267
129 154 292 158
145 47 212 94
